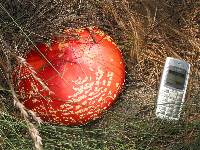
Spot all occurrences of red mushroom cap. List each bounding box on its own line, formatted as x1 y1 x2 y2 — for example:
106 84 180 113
16 27 125 126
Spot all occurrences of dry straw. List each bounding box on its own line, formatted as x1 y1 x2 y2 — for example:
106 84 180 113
0 36 43 150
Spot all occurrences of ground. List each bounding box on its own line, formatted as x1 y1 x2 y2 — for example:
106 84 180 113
0 0 199 150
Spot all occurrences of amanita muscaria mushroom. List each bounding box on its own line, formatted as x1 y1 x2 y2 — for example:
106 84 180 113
16 26 125 126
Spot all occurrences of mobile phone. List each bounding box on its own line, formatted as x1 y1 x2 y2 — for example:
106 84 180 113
155 57 190 120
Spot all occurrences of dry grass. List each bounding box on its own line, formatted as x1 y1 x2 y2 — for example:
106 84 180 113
0 36 43 150
0 0 199 149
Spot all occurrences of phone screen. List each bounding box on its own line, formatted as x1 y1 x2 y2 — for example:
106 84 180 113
165 69 186 90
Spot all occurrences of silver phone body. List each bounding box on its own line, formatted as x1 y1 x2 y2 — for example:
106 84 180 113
156 57 190 120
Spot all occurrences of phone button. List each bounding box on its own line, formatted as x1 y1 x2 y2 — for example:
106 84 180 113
175 100 182 105
165 107 173 116
172 113 178 118
164 89 170 93
156 105 166 115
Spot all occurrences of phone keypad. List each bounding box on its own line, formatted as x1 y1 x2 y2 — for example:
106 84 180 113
156 87 184 120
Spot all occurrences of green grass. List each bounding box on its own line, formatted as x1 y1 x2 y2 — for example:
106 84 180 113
1 110 200 150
